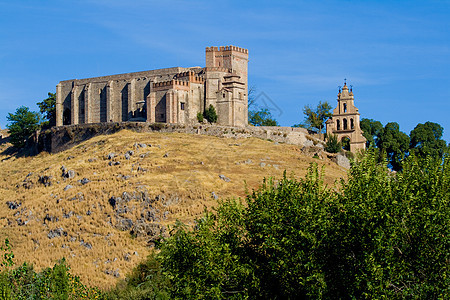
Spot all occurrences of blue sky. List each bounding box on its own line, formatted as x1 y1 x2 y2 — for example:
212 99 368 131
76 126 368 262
1 0 449 141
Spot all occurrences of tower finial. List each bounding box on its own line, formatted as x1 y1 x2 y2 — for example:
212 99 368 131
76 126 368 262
350 85 353 92
344 78 347 85
338 85 342 93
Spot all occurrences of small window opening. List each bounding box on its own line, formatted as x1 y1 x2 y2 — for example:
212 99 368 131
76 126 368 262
343 118 348 130
180 102 185 110
343 103 347 113
336 119 341 130
351 118 354 129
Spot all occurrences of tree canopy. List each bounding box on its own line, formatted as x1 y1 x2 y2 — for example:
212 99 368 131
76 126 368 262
360 118 384 148
249 108 279 126
295 101 332 133
109 152 449 299
409 121 447 159
37 92 56 128
6 106 41 148
377 122 410 171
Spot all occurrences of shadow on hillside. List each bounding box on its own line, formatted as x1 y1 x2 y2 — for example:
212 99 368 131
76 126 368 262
0 137 40 160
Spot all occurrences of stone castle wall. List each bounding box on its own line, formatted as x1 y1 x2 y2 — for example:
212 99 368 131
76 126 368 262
35 122 312 154
56 46 249 128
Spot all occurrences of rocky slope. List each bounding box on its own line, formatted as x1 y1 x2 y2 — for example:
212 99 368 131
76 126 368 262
0 130 347 288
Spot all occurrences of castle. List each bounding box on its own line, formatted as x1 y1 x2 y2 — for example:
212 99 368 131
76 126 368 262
326 82 366 152
55 46 249 127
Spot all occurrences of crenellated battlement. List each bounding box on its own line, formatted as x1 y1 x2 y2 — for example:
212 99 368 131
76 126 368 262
174 70 205 84
203 67 234 73
205 45 248 54
152 79 190 91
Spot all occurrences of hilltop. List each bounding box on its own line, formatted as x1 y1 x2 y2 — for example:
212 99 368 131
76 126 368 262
0 130 347 288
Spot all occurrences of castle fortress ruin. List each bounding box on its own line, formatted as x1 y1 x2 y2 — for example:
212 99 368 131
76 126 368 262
56 46 249 127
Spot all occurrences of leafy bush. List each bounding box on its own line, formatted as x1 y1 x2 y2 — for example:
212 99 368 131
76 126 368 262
0 255 105 299
107 253 170 300
203 105 218 123
196 111 204 123
122 151 450 299
325 133 341 153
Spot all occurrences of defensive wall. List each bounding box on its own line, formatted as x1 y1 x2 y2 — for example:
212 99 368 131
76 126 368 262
34 122 314 154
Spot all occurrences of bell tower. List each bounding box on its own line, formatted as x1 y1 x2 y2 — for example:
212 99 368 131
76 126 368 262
326 81 366 152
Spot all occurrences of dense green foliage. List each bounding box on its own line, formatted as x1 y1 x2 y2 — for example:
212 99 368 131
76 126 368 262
325 133 341 153
197 111 204 123
360 118 384 148
0 240 14 270
0 248 104 299
37 92 56 128
6 106 42 148
248 108 279 126
110 152 449 299
203 105 218 123
360 119 448 171
295 101 332 133
410 121 447 159
377 122 410 171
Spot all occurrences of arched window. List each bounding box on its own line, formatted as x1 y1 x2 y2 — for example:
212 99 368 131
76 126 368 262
343 103 347 113
351 118 354 129
341 136 350 151
336 119 341 130
343 118 348 130
63 108 71 125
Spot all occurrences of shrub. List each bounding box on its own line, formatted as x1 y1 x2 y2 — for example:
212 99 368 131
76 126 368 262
196 112 204 123
203 105 218 123
325 133 341 153
136 152 450 299
0 255 105 299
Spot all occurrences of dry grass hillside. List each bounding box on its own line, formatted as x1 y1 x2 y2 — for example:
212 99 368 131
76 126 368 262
0 130 347 289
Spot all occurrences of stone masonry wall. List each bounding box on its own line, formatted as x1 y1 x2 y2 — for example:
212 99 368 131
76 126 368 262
35 123 316 154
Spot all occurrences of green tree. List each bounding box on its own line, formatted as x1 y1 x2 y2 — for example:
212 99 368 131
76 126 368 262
37 92 56 128
377 122 410 171
295 101 332 133
6 106 41 148
131 153 448 298
360 118 384 148
203 104 218 123
247 87 279 126
113 151 450 299
325 133 341 153
409 121 447 159
196 111 204 123
249 108 279 126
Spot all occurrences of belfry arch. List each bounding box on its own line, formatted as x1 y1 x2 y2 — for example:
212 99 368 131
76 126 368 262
325 81 366 153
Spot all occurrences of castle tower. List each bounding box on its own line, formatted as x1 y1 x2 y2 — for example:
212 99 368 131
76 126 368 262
326 81 366 152
204 46 249 126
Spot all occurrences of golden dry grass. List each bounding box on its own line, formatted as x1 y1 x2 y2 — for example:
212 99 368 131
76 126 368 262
0 130 347 288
